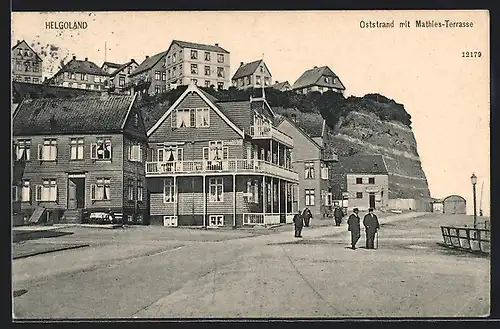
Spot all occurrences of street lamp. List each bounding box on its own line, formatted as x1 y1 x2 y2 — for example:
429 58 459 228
470 173 477 229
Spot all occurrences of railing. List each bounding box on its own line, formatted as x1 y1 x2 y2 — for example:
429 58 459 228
440 226 490 253
146 159 299 181
250 124 293 147
243 213 282 226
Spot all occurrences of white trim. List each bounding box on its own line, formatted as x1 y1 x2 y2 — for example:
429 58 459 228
163 215 178 227
208 215 224 227
120 93 139 130
146 84 244 137
68 173 86 178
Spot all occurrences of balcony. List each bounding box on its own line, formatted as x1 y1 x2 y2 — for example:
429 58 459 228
145 159 299 182
250 124 293 147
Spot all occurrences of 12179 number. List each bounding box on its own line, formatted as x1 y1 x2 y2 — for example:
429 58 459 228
462 51 481 58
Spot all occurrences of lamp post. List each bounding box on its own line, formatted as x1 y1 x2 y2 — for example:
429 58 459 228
471 173 477 229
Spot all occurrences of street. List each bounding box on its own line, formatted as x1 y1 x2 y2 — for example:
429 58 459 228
12 212 490 319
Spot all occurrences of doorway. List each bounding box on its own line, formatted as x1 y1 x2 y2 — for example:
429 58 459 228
68 177 85 209
369 193 376 209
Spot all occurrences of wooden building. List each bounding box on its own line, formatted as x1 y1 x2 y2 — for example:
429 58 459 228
145 83 300 227
12 93 149 224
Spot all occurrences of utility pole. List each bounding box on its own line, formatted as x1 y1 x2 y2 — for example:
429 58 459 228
104 41 107 63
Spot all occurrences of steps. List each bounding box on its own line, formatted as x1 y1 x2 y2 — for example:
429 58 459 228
62 209 82 223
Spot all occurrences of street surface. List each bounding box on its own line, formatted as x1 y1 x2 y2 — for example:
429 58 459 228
12 212 490 318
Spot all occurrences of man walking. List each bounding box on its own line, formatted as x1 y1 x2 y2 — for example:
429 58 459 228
363 208 380 249
334 206 344 226
293 210 304 238
302 208 312 227
347 208 361 249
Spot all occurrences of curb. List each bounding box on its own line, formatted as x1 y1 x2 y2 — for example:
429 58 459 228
13 244 90 260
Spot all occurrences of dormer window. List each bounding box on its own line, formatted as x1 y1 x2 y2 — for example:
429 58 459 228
24 50 30 57
324 77 330 83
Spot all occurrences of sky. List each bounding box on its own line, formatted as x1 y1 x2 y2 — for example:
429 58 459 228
11 10 490 216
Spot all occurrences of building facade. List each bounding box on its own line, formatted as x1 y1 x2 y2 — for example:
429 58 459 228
145 84 299 227
12 40 43 84
12 93 149 224
231 59 272 90
48 56 109 91
276 115 338 219
292 66 346 95
165 40 231 90
104 60 139 94
126 53 168 95
330 155 389 212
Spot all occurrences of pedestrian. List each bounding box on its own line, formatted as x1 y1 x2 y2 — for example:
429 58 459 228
302 208 312 227
293 211 304 238
363 208 380 249
334 206 344 226
347 208 361 249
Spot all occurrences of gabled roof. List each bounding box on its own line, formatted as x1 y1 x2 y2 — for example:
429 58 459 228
232 59 271 80
53 58 108 77
171 40 230 54
11 40 43 62
331 155 388 175
13 94 137 136
102 61 122 69
147 84 244 137
12 81 104 104
272 81 291 90
109 59 139 77
130 51 167 77
292 66 345 90
274 114 322 150
215 100 252 133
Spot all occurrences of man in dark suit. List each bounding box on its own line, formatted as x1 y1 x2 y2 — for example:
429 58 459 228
347 208 361 249
334 206 344 226
363 208 380 249
293 211 303 238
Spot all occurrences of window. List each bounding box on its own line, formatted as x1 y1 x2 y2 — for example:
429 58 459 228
320 163 329 180
16 61 22 71
203 141 228 162
35 179 57 201
82 73 87 81
256 75 261 85
163 178 175 203
72 83 78 88
155 71 161 80
209 178 223 202
304 162 315 179
305 189 315 206
246 76 251 85
70 138 84 160
356 177 363 184
176 109 192 128
18 49 22 56
38 139 57 161
91 178 111 201
71 73 76 80
133 113 139 127
368 177 375 184
179 64 183 75
127 179 134 201
209 215 224 227
191 50 198 59
24 77 31 83
324 77 330 83
129 143 143 162
205 80 211 87
217 82 224 90
161 72 166 81
356 192 363 199
205 52 211 61
188 64 198 75
172 53 177 62
162 85 167 92
33 63 39 72
217 67 224 78
217 54 224 63
90 138 112 160
196 108 210 127
137 180 144 202
264 76 270 86
127 66 132 74
260 65 264 73
24 62 31 72
191 79 198 85
21 180 30 202
24 50 30 57
15 139 31 161
205 66 210 76
119 76 125 86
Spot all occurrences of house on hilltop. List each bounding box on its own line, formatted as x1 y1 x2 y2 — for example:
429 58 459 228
231 59 272 90
292 66 345 95
272 81 292 92
12 40 43 84
47 56 109 91
12 93 149 225
126 52 168 95
103 59 139 94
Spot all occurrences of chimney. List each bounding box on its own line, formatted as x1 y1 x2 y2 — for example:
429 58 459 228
131 59 134 62
85 57 88 61
240 62 244 67
313 66 318 69
291 113 297 122
145 55 149 59
275 80 279 84
17 40 20 44
72 56 76 60
215 43 219 47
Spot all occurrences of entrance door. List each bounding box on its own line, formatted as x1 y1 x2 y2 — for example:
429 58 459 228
369 193 376 209
68 177 85 209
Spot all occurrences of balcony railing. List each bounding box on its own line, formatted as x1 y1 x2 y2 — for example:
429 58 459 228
243 213 282 226
250 124 293 147
146 159 299 181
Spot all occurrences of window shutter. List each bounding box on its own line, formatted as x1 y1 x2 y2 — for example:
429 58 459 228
222 147 229 160
203 147 209 160
171 111 177 128
108 144 113 160
91 184 96 200
177 148 183 161
37 144 43 160
90 143 97 159
128 145 132 160
54 185 58 202
54 145 58 160
35 185 42 201
139 146 143 162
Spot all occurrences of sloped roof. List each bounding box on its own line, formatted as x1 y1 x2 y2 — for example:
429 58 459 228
12 81 104 104
274 114 322 150
215 101 252 133
172 40 230 54
331 155 388 175
13 95 136 136
55 58 108 76
102 61 122 69
273 108 324 138
130 51 167 76
272 81 291 90
232 59 270 80
198 88 219 103
11 40 43 62
109 60 139 77
292 66 345 90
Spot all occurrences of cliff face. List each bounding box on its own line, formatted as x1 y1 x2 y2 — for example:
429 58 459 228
328 109 431 199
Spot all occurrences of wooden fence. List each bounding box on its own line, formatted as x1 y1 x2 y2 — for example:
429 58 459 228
440 226 490 253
